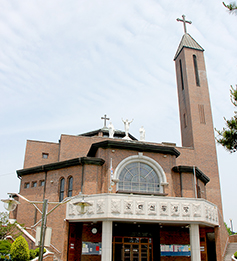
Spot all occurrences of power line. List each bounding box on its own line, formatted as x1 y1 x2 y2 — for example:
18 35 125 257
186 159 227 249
0 172 16 177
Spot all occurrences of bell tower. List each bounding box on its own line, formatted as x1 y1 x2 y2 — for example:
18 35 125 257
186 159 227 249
174 15 223 219
174 16 228 261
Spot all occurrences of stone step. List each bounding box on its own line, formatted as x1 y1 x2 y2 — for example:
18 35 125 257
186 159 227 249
224 242 237 261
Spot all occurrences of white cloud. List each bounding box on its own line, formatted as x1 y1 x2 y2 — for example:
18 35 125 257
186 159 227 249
0 0 236 230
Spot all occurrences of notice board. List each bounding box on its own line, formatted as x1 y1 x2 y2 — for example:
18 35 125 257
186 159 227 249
82 242 102 255
160 244 191 256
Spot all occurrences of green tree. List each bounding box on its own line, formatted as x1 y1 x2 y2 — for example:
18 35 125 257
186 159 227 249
225 222 233 235
223 1 237 12
0 212 22 240
10 236 30 261
0 240 11 255
216 85 237 153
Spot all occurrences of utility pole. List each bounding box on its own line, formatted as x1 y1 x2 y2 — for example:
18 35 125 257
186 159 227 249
39 199 48 261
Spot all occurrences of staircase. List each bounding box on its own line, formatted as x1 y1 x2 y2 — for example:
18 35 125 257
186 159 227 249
224 242 237 261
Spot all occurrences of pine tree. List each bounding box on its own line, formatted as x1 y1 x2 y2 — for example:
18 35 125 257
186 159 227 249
223 2 237 12
216 85 237 153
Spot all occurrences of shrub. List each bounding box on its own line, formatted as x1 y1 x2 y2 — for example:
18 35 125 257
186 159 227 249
29 249 36 260
34 247 46 257
10 236 30 261
234 251 237 258
0 240 11 255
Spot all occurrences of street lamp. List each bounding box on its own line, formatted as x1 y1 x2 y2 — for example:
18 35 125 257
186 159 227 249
73 196 92 214
1 193 88 261
1 196 20 212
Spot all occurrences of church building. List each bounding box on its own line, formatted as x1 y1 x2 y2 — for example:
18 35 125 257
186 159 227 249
10 15 228 261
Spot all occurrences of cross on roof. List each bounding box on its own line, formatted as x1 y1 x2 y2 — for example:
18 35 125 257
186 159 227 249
176 15 192 34
101 114 110 127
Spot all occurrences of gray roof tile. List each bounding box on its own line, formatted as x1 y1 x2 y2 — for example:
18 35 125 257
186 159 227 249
174 33 204 60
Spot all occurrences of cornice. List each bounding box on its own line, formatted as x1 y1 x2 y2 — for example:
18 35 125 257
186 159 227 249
87 140 180 157
17 157 105 177
172 165 210 184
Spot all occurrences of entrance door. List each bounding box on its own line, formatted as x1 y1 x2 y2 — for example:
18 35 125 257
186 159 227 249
113 237 152 261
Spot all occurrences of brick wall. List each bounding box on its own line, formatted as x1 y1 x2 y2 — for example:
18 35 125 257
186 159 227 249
24 140 59 168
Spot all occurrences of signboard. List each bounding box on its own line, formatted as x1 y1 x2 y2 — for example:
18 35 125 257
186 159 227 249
161 244 191 256
35 227 52 247
82 242 101 255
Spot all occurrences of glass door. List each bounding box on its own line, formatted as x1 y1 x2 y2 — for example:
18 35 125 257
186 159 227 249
113 237 152 261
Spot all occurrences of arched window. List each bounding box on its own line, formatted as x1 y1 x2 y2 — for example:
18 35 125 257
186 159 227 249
68 176 73 197
114 154 168 194
59 178 65 202
193 55 200 86
118 162 160 193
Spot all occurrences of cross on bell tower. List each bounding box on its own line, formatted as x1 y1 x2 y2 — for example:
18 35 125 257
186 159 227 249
176 14 192 34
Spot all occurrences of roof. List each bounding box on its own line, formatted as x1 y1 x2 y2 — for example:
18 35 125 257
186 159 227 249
172 165 210 184
87 140 180 157
79 128 138 140
174 33 204 60
17 157 105 177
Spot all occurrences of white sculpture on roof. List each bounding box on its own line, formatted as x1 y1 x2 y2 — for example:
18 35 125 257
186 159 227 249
139 126 145 141
122 118 133 139
108 122 115 138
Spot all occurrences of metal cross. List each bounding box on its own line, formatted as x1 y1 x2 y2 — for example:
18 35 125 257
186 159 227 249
101 114 110 127
176 15 192 34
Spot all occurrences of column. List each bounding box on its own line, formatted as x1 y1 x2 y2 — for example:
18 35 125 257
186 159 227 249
101 221 113 261
189 224 201 261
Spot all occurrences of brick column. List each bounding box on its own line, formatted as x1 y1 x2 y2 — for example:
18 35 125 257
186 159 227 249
101 221 112 261
189 224 201 261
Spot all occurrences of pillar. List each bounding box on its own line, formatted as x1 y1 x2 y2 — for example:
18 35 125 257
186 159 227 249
189 224 201 261
101 221 112 261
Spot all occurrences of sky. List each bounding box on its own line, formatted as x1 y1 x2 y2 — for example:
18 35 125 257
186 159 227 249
0 0 237 230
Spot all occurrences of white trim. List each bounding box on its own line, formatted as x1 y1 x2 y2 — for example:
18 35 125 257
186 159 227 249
66 193 219 227
113 154 168 193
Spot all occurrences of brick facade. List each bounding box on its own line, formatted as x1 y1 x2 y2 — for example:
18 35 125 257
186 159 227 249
11 31 227 261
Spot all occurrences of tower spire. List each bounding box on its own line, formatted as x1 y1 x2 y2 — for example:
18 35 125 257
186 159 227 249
176 14 192 34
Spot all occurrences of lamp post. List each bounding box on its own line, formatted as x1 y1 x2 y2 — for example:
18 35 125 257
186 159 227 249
38 199 48 261
1 193 90 261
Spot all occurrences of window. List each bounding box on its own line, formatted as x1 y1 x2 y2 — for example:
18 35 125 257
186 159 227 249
118 162 160 193
68 176 73 197
24 182 30 189
59 178 65 202
39 180 45 187
32 181 37 187
193 55 200 86
42 153 49 159
114 154 168 195
179 59 184 90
